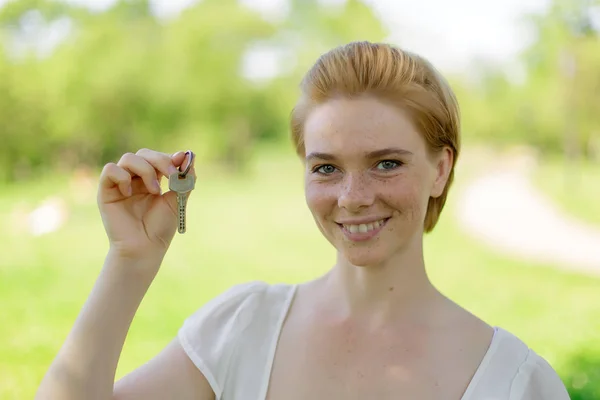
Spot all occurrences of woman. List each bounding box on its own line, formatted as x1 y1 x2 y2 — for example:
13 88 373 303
36 42 569 399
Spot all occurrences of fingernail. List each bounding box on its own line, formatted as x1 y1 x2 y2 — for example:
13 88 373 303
127 186 133 196
154 180 161 193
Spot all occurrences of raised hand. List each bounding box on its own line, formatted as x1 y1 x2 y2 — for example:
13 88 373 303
97 149 195 260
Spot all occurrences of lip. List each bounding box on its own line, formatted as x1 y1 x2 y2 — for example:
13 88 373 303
336 217 391 242
335 216 391 225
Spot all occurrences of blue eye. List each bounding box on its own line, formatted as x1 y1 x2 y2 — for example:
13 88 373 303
377 160 401 170
316 165 336 174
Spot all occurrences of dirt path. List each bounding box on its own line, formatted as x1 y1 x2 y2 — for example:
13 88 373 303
454 157 600 276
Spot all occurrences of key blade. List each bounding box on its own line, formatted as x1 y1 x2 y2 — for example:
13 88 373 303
177 193 188 234
169 173 194 235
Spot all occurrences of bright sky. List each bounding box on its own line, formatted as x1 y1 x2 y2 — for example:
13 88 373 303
0 0 551 73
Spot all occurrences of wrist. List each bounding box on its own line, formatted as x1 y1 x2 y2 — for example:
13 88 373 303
104 247 166 282
107 242 167 262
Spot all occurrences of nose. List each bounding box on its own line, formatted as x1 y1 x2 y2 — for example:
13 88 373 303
337 173 375 212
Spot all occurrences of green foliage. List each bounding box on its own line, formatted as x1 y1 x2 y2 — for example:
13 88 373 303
459 0 600 158
0 0 83 25
0 0 386 182
1 0 598 177
563 348 600 400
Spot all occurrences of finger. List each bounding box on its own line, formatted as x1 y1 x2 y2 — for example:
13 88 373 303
117 153 161 194
171 151 186 165
171 150 195 173
136 148 179 178
100 163 132 197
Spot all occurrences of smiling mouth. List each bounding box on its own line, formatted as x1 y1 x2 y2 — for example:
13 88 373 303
336 218 391 234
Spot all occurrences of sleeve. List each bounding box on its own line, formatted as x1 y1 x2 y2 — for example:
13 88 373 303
177 280 268 399
509 349 571 400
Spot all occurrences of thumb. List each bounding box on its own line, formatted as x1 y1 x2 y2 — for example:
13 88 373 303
162 189 179 217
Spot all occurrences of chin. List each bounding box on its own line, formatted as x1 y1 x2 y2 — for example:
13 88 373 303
342 254 388 268
337 243 393 268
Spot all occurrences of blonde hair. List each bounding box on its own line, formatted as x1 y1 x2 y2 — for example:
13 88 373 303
290 41 461 233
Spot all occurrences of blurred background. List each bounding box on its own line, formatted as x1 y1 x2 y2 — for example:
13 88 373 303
0 0 598 398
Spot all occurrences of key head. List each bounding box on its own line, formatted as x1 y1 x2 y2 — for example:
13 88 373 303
169 173 195 193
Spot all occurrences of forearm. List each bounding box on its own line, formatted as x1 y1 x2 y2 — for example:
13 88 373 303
36 251 164 400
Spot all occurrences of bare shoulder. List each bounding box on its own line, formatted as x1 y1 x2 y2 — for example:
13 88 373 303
437 295 496 354
113 339 215 400
438 292 493 328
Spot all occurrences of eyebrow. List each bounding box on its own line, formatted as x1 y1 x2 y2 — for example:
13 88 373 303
305 147 414 162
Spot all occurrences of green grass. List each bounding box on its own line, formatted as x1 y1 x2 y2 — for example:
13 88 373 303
533 157 600 226
1 149 599 399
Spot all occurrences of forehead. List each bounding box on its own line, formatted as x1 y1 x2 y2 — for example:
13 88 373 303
303 96 423 155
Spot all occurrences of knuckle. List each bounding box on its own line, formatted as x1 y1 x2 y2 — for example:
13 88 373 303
102 162 118 174
135 148 150 156
119 152 136 162
100 163 130 183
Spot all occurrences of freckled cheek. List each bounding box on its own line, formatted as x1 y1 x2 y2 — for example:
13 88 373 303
380 181 425 212
305 182 338 217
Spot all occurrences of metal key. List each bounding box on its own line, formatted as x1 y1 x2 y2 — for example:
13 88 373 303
168 151 196 234
169 172 195 234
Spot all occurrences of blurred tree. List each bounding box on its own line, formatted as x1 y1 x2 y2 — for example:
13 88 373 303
457 0 599 160
0 0 387 181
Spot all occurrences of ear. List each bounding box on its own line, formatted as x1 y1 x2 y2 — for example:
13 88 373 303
430 146 453 198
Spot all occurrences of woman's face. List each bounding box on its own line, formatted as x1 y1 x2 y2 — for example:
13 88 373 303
303 96 452 267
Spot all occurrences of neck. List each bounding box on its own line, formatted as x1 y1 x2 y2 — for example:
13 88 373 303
321 235 442 326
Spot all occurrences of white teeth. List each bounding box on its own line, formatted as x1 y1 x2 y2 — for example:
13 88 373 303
343 219 386 234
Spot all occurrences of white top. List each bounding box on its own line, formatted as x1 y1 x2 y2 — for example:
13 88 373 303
178 281 570 400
